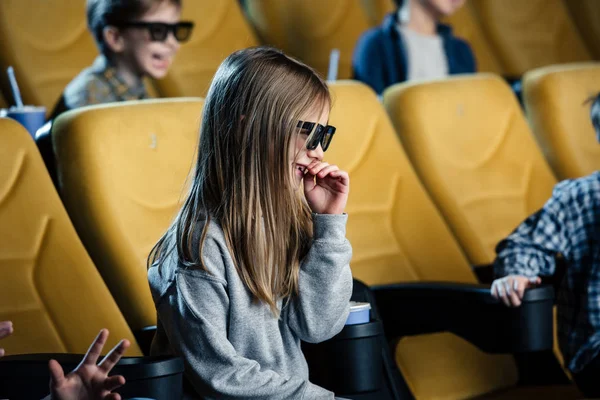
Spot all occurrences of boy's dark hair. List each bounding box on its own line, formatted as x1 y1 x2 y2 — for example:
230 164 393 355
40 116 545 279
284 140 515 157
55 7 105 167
87 0 181 56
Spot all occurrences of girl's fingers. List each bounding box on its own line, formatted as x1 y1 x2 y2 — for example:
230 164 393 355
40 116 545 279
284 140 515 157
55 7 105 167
308 162 330 177
316 165 339 178
329 170 350 187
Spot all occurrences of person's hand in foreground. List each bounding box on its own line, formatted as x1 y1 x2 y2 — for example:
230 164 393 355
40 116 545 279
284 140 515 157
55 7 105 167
0 320 14 357
47 329 130 400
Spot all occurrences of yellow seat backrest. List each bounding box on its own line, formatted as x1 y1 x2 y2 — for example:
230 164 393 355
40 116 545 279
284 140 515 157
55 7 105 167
471 0 592 77
52 98 204 331
443 1 504 74
0 0 98 112
327 81 517 399
358 0 395 26
244 0 370 79
565 0 600 59
0 118 141 356
384 74 557 266
154 0 258 97
523 62 600 180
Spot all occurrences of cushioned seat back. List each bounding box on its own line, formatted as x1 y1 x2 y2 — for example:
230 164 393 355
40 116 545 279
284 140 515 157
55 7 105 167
52 98 204 331
244 0 370 79
443 1 504 74
0 0 98 112
384 75 557 266
0 117 141 356
523 63 600 180
154 0 258 97
471 0 592 77
359 0 395 26
565 0 600 59
327 81 517 399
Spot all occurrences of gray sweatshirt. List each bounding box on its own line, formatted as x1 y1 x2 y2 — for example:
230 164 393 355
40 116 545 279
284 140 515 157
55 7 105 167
148 213 353 399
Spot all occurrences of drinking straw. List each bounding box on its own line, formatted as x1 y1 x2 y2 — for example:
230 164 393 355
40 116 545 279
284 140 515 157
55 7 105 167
7 66 24 108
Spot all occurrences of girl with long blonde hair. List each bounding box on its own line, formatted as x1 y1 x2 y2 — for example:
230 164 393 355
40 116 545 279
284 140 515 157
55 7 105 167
148 47 352 399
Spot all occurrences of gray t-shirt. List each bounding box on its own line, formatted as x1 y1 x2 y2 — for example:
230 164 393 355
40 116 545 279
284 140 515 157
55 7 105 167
398 25 449 81
148 214 353 399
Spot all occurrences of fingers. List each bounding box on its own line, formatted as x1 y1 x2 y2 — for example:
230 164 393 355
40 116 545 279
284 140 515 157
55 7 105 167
514 278 527 300
328 170 350 187
0 321 13 340
103 375 126 392
105 393 122 400
315 164 338 179
98 339 130 374
48 359 66 388
530 276 542 285
492 276 541 308
82 329 109 367
307 161 330 178
0 348 4 357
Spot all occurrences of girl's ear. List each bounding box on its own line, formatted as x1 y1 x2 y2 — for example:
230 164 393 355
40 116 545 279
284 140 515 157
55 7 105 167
103 26 126 53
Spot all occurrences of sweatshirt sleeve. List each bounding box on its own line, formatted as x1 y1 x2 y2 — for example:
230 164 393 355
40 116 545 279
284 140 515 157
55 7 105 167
286 214 353 343
156 238 334 400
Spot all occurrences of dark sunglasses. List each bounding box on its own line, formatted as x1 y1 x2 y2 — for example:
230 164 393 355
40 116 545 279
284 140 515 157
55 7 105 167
119 21 194 42
297 121 336 152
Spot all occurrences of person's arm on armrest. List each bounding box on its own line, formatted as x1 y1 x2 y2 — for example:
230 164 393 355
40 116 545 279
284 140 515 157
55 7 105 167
492 182 576 306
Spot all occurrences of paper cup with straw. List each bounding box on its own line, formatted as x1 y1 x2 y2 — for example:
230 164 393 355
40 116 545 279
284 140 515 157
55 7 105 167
4 66 46 137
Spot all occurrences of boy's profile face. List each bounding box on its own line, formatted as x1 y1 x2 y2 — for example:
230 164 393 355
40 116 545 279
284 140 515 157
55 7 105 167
117 1 182 79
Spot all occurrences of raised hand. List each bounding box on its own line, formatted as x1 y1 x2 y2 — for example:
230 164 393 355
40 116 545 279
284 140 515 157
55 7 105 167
303 160 349 215
0 320 13 357
48 329 130 400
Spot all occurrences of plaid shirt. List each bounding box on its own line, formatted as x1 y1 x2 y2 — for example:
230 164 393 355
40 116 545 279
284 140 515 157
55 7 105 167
495 172 600 374
64 55 148 110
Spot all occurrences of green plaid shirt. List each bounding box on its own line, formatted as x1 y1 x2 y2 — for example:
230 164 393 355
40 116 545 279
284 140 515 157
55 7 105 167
64 55 148 109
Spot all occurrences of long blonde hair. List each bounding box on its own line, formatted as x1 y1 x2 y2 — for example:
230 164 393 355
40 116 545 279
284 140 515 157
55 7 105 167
149 47 331 315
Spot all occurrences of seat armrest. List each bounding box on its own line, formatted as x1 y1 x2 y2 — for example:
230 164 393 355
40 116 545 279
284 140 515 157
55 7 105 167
372 282 554 353
134 325 157 356
472 263 495 284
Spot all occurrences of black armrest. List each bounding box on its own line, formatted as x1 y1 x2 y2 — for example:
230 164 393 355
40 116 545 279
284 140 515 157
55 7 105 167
472 263 495 284
0 353 183 400
372 282 554 354
134 325 157 356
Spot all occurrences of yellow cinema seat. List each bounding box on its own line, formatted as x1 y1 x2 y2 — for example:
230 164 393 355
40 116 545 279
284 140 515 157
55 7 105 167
155 0 258 97
384 74 556 266
359 0 395 26
565 0 600 60
0 117 142 356
326 81 519 400
471 0 592 77
524 62 600 180
443 1 504 75
0 0 98 113
244 0 370 79
52 98 204 332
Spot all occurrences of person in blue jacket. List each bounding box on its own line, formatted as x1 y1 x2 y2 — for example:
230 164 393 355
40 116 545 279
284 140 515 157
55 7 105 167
353 0 476 95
